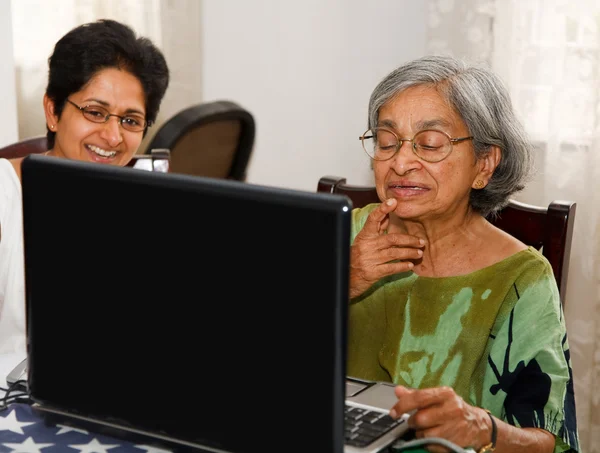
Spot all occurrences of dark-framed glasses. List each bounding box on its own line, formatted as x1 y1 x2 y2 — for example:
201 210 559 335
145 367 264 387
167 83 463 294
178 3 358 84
359 127 474 163
66 99 151 132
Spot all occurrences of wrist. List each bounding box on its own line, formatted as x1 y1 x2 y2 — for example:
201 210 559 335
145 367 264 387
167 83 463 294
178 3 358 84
478 409 497 453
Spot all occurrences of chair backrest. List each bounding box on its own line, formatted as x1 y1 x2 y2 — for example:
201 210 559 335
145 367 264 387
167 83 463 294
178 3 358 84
144 100 255 181
317 175 576 308
0 136 170 172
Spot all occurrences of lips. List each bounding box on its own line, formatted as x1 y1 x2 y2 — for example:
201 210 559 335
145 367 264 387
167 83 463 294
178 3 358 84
387 181 429 190
386 180 430 198
86 144 118 160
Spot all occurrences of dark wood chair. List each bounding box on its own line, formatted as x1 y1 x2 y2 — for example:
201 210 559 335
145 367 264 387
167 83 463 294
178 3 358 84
0 135 170 172
317 175 576 308
144 100 255 181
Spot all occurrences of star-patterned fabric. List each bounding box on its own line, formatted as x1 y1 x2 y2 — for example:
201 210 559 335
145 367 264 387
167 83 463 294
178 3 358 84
0 404 195 453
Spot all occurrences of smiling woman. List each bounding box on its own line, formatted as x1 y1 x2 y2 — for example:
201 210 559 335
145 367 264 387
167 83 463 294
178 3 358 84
45 68 148 166
0 19 169 354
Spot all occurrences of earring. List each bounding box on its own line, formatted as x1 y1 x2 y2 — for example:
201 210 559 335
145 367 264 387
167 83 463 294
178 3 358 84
474 180 485 189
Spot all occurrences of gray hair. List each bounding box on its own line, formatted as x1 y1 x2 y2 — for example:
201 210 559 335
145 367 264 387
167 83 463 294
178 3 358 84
368 55 533 217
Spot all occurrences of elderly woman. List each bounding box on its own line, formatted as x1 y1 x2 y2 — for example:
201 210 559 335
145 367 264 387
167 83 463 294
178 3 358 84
350 55 579 453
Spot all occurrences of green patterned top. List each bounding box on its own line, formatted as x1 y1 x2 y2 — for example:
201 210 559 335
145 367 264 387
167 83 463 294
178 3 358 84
349 204 580 453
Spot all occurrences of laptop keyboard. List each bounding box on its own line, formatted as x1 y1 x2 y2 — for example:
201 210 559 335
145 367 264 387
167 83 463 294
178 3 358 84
344 403 405 448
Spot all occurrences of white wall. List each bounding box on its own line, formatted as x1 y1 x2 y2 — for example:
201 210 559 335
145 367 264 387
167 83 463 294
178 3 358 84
201 0 427 191
0 0 18 148
2 0 428 186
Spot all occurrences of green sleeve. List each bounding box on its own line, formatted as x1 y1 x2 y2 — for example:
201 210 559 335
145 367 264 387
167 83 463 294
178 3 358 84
481 260 579 452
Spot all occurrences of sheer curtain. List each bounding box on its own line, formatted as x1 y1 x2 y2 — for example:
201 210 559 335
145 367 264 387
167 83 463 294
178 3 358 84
429 0 599 451
10 0 161 141
9 0 203 152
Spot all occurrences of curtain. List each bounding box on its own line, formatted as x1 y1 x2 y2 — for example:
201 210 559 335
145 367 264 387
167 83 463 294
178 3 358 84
9 0 203 153
428 0 599 451
10 0 161 141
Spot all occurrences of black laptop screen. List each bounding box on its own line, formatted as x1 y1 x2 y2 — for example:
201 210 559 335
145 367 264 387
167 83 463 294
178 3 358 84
22 155 351 453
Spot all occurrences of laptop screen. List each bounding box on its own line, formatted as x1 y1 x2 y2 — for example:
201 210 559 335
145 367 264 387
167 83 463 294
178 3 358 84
22 155 351 453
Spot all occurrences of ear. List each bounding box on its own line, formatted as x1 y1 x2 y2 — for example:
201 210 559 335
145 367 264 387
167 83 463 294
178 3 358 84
43 94 59 131
473 145 501 189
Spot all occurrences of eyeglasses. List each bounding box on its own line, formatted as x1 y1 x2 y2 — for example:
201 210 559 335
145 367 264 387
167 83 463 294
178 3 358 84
359 127 474 163
66 99 151 132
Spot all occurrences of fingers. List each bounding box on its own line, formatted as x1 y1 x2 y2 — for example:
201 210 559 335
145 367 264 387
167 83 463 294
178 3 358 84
349 240 423 298
358 198 426 249
384 232 426 250
361 198 398 236
349 198 426 298
349 260 417 298
353 235 424 262
390 386 454 419
389 386 480 451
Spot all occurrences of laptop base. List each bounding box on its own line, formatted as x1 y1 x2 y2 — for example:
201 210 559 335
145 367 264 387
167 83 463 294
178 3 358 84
32 404 223 453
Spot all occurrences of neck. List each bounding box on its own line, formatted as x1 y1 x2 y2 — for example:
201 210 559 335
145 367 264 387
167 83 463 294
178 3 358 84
390 210 490 277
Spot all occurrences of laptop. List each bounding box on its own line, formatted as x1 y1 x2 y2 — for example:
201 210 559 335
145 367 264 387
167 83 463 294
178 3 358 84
20 154 411 453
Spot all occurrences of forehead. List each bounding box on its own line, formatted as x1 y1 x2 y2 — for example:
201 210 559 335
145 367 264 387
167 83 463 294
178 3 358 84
378 85 465 131
76 68 146 111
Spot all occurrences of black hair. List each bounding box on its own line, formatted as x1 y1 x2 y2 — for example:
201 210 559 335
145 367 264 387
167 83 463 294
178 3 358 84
45 19 169 149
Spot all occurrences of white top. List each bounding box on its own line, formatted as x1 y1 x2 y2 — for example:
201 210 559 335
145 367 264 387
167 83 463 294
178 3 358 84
0 158 26 355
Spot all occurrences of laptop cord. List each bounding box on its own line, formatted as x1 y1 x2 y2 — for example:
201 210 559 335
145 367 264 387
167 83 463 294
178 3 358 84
391 437 476 453
0 380 32 412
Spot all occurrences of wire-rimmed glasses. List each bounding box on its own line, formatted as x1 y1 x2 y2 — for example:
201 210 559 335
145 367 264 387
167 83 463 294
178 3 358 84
66 99 151 132
359 127 474 163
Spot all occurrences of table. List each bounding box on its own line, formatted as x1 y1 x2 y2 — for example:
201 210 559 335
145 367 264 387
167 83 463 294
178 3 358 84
0 402 431 453
0 354 432 453
0 403 191 452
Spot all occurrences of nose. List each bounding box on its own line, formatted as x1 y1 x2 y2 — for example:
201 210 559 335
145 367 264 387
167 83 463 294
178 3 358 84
391 140 421 174
100 116 124 148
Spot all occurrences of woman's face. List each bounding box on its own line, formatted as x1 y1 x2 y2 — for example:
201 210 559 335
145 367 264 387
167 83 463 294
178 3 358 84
44 67 146 166
373 85 487 222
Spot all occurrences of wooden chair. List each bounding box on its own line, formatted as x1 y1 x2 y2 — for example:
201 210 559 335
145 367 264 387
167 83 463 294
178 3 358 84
317 175 576 308
0 135 170 172
144 100 255 181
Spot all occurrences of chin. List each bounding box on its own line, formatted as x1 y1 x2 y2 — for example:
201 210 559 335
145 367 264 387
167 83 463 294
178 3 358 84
392 204 428 220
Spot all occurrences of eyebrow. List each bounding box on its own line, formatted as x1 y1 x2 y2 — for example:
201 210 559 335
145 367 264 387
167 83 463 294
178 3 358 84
377 118 454 132
377 119 397 129
414 118 453 130
81 98 145 116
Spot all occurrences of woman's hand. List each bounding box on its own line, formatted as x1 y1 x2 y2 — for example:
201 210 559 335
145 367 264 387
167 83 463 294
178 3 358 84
350 198 425 298
389 386 492 453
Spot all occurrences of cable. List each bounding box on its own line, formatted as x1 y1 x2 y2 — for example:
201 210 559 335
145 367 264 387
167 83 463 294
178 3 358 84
0 380 32 412
391 436 477 453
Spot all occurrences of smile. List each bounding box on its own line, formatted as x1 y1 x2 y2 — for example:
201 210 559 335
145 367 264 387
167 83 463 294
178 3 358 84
87 144 117 158
390 185 426 190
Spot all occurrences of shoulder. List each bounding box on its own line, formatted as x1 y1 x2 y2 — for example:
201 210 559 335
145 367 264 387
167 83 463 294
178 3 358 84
487 247 562 338
0 158 21 191
511 247 557 296
504 246 554 275
6 157 23 181
0 158 22 213
488 246 558 311
452 247 560 337
352 203 380 221
0 158 22 240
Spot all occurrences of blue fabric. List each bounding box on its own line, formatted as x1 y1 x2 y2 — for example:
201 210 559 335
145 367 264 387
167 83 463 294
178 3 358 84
0 403 187 452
